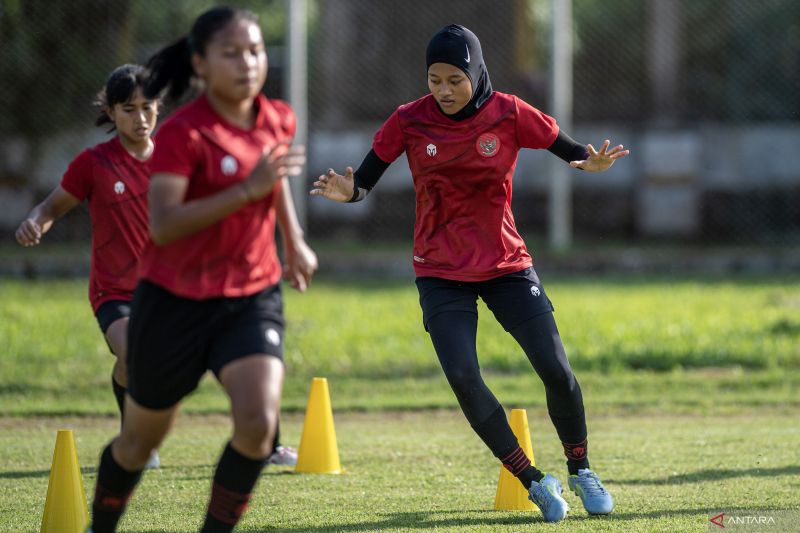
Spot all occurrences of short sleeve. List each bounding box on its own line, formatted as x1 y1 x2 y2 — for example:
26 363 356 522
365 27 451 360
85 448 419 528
515 96 560 150
60 149 94 201
150 119 200 178
270 99 297 142
372 110 405 164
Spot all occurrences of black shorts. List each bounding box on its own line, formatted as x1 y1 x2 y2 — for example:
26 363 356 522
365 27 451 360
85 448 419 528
95 300 132 335
415 267 554 332
127 280 285 410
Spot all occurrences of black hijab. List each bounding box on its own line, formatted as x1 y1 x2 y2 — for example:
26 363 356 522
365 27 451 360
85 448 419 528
426 24 493 121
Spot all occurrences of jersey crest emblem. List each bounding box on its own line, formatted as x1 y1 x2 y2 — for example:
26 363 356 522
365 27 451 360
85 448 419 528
114 181 125 194
426 143 437 157
476 133 500 158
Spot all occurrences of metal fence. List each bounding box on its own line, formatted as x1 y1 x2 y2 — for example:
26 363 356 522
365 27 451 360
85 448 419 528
1 0 798 255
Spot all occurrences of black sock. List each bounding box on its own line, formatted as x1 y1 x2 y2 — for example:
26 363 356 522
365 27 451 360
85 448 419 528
562 438 590 475
548 407 590 475
499 446 544 489
472 406 544 489
112 376 126 421
519 465 544 488
202 442 268 533
271 422 281 453
91 443 144 533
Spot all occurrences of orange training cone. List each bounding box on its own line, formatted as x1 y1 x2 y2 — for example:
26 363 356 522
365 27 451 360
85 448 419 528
494 409 538 511
40 429 89 532
295 377 343 474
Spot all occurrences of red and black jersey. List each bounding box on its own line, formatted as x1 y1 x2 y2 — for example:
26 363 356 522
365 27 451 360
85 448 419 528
139 93 296 300
60 136 150 311
372 91 559 281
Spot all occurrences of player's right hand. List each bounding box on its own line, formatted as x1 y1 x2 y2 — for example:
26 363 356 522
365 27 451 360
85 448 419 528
244 144 307 201
15 219 42 246
309 167 355 203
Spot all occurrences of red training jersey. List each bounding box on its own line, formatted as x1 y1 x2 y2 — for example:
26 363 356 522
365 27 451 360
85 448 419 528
139 94 295 300
372 92 559 281
60 136 151 311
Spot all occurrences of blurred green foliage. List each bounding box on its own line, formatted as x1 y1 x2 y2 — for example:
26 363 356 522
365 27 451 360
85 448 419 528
0 0 287 141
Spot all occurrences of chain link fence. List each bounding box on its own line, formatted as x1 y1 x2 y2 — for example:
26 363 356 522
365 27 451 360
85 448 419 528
1 0 798 271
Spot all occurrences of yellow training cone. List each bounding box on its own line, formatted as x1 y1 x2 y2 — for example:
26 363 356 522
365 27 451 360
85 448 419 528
295 377 343 474
494 409 538 511
40 429 89 532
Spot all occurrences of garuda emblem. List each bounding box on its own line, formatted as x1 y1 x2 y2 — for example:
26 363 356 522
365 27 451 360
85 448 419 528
476 133 500 158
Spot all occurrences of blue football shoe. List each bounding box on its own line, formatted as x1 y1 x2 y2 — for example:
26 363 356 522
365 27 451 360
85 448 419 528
144 450 160 469
568 468 614 515
528 473 570 522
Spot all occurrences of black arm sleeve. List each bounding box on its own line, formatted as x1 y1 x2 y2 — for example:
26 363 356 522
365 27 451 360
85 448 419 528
353 149 390 191
547 130 589 163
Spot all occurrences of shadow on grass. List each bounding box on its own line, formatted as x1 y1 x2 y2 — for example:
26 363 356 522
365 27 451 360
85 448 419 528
0 462 223 481
0 465 96 479
210 505 769 532
608 465 800 485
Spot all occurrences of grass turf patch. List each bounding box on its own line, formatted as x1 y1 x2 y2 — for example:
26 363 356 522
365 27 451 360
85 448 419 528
1 408 798 532
1 278 798 416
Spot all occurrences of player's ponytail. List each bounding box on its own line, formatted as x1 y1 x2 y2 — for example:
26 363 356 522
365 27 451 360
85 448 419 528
144 6 258 102
144 36 193 101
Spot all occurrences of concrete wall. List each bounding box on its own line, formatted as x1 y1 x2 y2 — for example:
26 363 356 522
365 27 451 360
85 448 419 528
305 123 800 240
2 123 798 242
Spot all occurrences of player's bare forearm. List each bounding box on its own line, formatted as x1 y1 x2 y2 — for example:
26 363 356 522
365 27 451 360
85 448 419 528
274 178 305 250
149 173 253 246
21 186 80 238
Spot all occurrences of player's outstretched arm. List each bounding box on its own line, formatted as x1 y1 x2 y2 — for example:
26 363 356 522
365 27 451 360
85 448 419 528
569 139 629 172
309 167 355 203
15 186 80 246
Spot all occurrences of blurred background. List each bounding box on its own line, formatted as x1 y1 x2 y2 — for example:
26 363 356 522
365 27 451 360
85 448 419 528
1 0 799 276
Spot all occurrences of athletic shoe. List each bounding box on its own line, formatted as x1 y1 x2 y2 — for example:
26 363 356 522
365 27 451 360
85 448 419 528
528 473 570 523
144 451 160 470
568 468 614 515
267 445 298 466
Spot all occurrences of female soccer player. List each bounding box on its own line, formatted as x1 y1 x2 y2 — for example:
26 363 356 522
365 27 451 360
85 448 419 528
15 65 161 468
311 24 628 523
87 7 313 533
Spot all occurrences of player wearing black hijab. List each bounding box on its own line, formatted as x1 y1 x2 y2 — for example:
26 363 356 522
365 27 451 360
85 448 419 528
313 25 627 522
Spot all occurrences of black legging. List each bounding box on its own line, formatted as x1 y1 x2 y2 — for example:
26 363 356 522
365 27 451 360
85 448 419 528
427 310 586 459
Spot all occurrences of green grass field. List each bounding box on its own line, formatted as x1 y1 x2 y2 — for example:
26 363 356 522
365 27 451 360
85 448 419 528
1 277 799 531
2 277 799 415
2 410 799 532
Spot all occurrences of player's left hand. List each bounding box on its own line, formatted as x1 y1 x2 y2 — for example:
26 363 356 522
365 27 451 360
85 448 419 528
569 139 629 172
283 238 318 292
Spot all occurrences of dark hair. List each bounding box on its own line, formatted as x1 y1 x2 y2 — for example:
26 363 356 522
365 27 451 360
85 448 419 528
144 6 259 102
94 64 148 128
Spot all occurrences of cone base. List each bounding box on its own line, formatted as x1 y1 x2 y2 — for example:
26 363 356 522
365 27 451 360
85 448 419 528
294 468 344 474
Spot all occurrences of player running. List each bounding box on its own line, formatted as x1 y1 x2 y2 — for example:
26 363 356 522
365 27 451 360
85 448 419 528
311 24 628 523
87 7 315 532
15 65 162 468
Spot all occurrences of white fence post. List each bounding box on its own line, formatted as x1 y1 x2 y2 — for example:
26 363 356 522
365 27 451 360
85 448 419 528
549 0 573 249
285 0 308 229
